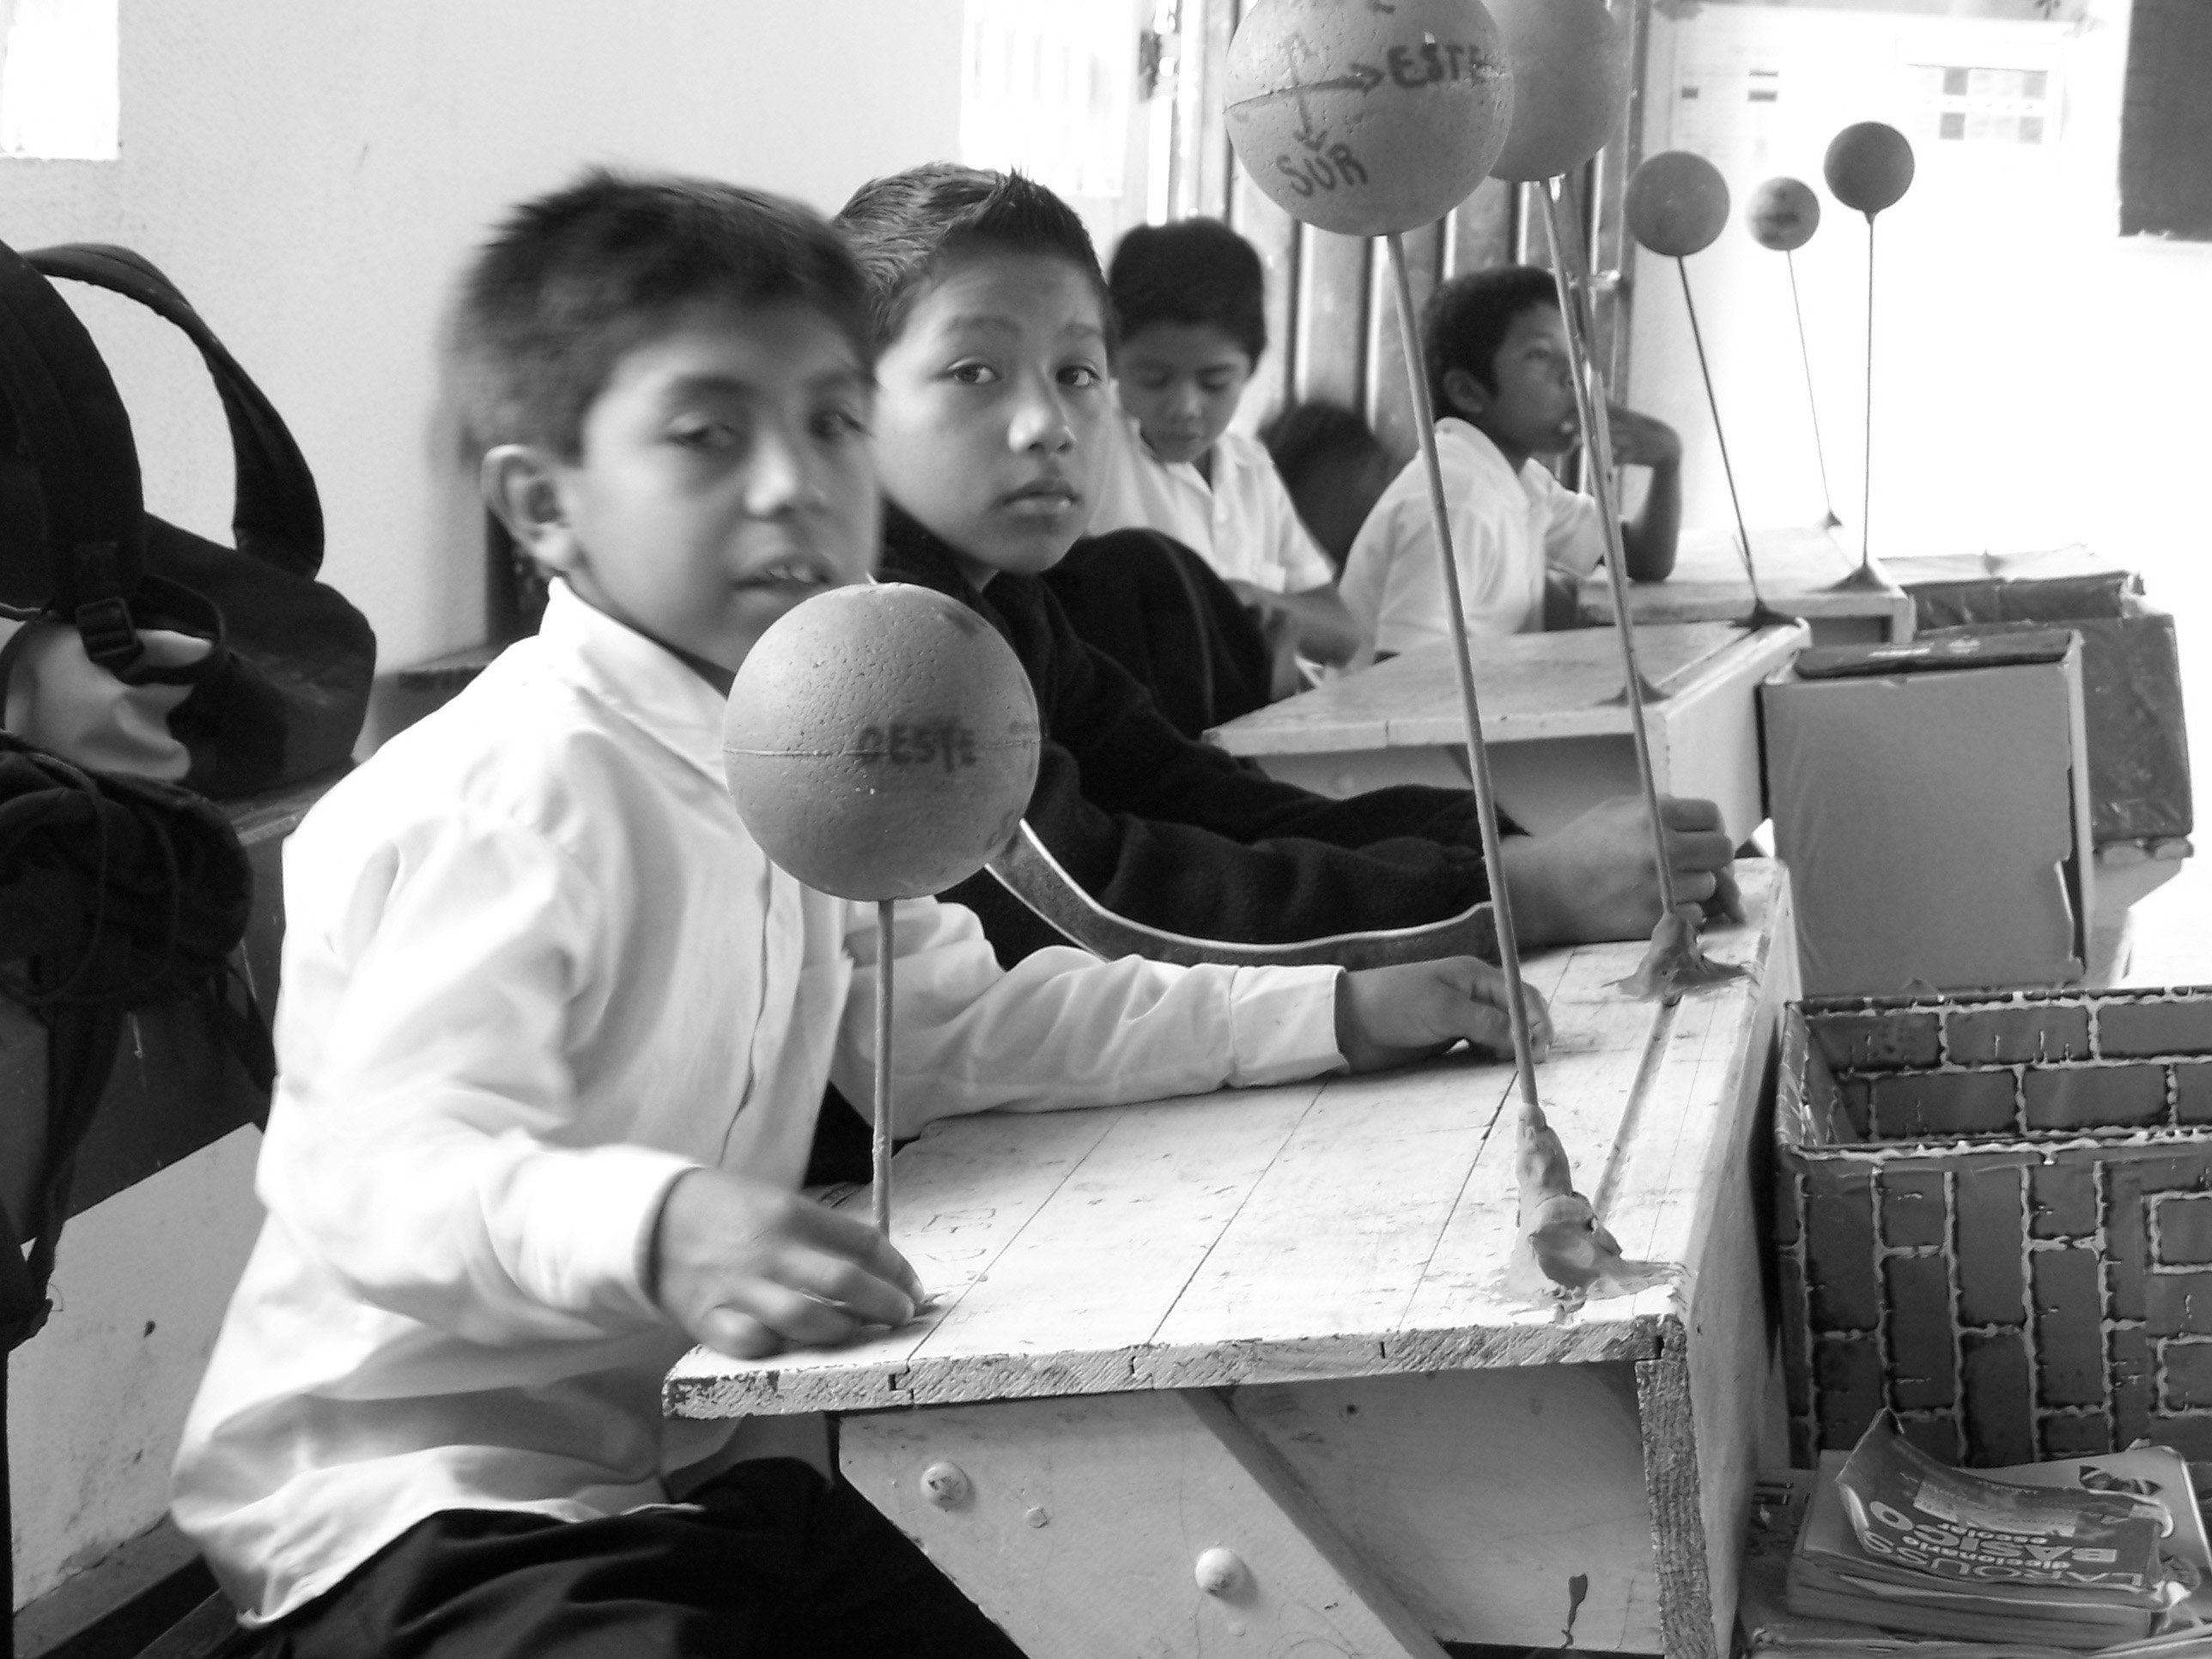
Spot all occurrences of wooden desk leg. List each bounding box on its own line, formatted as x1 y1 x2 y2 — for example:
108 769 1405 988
841 1389 1449 1659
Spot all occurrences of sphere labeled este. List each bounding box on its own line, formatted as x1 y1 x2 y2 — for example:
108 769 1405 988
722 585 1042 902
1486 0 1629 184
1224 0 1515 238
1824 121 1915 216
1747 176 1820 251
1623 150 1730 258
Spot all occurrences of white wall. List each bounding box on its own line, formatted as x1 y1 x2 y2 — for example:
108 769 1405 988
3 0 963 1613
0 0 964 681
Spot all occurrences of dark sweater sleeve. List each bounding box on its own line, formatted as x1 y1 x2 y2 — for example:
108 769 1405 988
1013 582 1504 945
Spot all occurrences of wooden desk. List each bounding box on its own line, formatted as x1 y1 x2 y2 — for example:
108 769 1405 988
1577 527 1915 646
669 865 1797 1659
1205 621 1807 844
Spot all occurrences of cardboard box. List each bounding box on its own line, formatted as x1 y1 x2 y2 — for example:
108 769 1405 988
1761 632 2094 998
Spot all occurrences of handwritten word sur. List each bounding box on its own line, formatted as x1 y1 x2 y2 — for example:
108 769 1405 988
856 720 980 772
1273 143 1369 198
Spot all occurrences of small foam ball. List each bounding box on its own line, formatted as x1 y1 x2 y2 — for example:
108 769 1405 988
1823 121 1914 216
1747 176 1820 251
1486 0 1629 184
722 586 1042 902
1224 0 1515 238
1623 150 1730 258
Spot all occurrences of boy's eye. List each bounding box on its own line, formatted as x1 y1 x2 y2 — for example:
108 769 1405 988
1198 370 1239 393
668 417 744 453
1127 367 1175 391
949 361 1000 386
1059 363 1103 390
811 406 869 441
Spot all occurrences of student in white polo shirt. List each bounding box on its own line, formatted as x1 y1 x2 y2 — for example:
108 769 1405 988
1087 219 1361 668
1341 265 1682 659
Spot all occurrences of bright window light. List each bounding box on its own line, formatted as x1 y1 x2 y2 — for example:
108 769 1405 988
0 0 119 161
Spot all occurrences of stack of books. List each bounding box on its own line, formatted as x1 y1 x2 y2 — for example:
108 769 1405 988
1777 1413 2211 1653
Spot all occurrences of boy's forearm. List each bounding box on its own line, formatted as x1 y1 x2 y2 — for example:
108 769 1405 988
1262 584 1362 665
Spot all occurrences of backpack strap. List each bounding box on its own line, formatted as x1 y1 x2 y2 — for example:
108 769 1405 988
30 244 325 580
0 237 148 675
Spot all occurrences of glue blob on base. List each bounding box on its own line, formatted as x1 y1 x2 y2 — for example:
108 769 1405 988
1504 1100 1670 1304
722 585 1042 902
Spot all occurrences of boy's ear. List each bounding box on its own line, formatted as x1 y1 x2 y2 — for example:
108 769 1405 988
1440 368 1487 421
482 445 581 575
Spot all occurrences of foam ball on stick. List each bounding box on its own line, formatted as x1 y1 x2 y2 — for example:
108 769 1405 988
1824 122 1914 217
1747 176 1820 252
1623 151 1730 258
1486 0 1630 184
723 586 1042 900
1224 0 1515 238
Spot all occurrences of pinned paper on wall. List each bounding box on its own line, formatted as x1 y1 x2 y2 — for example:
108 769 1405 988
0 0 118 161
959 0 1133 203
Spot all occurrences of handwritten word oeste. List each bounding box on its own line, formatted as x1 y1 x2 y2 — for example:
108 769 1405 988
856 720 980 772
1387 40 1495 88
1274 143 1369 198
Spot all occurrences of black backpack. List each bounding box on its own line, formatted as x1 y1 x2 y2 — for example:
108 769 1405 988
0 238 374 799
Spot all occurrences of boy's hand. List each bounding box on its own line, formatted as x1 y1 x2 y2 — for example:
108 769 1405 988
1604 404 1682 469
651 1169 924 1360
1335 957 1553 1073
1498 794 1739 949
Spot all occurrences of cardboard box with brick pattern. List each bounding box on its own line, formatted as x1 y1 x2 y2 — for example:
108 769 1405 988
1776 989 2212 1470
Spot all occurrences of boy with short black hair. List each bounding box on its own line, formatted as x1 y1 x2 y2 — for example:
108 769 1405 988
1085 217 1360 665
1341 264 1683 657
841 165 1735 971
167 169 1542 1659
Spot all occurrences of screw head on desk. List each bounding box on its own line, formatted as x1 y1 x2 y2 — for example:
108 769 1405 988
920 1462 970 1508
1194 1547 1248 1597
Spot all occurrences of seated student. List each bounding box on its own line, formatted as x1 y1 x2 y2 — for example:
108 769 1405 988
837 165 1736 969
1084 218 1361 668
1340 265 1683 659
166 172 1547 1659
1261 399 1398 576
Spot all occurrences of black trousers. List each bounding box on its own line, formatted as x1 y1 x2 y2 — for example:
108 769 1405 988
251 1459 1026 1659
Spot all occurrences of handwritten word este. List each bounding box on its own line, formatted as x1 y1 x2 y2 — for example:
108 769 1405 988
856 720 980 772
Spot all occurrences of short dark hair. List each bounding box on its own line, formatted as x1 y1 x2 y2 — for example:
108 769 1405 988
833 163 1111 351
1261 400 1384 485
451 169 871 459
1107 219 1267 362
1422 265 1560 417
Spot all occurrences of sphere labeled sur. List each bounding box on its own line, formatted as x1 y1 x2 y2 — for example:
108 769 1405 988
1747 176 1820 251
1824 122 1915 216
1486 0 1629 184
1623 150 1730 258
1224 0 1515 238
723 585 1042 902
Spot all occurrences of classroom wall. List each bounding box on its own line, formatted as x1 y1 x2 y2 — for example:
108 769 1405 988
3 0 963 1613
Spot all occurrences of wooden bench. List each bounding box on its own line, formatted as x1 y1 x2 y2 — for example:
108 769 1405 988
670 864 1799 1657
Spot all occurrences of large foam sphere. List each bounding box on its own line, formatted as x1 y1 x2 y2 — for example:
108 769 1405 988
1224 0 1515 238
722 586 1042 902
1824 121 1914 216
1623 150 1730 257
1486 0 1629 183
1747 176 1820 251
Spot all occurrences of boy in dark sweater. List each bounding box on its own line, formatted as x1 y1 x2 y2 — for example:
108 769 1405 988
835 166 1736 967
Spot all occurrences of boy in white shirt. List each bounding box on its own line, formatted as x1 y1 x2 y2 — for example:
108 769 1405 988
1086 218 1361 666
1340 265 1682 659
167 172 1544 1658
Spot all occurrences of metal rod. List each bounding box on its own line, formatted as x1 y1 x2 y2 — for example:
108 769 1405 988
1785 248 1839 527
1536 181 1679 919
1675 256 1765 610
1383 231 1540 1113
1861 214 1876 574
873 897 895 1237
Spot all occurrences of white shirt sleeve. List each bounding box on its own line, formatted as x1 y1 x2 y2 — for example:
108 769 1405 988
831 898 1346 1137
1255 458 1339 595
1534 469 1607 579
256 810 695 1347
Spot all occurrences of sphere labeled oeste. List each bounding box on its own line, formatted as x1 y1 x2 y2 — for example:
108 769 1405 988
1824 121 1915 216
1224 0 1515 238
722 585 1042 902
1747 176 1820 251
1623 150 1730 258
1486 0 1629 184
